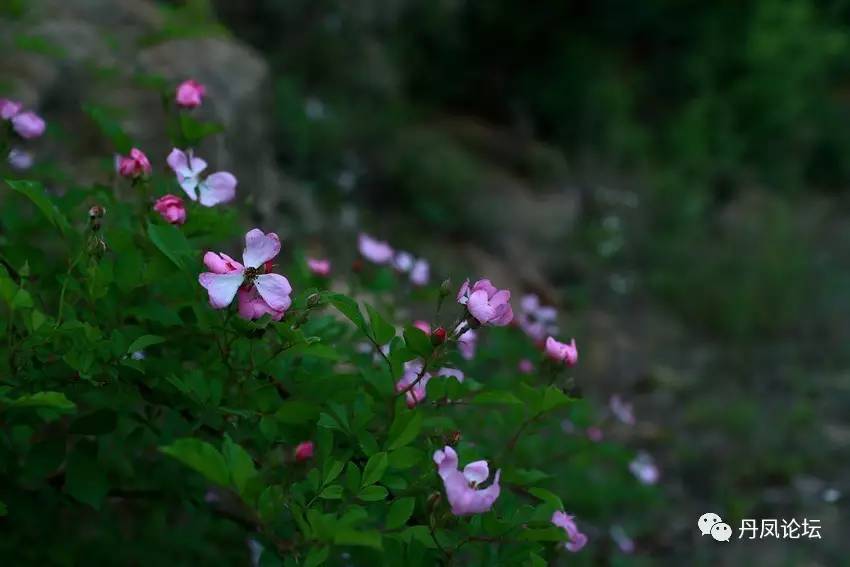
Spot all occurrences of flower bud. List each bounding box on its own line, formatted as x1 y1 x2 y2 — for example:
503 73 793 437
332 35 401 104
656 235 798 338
294 441 314 462
439 278 452 297
175 79 205 109
306 293 322 308
431 326 447 346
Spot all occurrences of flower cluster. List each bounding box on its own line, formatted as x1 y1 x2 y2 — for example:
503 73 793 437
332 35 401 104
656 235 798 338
358 233 430 285
0 98 46 139
518 293 559 343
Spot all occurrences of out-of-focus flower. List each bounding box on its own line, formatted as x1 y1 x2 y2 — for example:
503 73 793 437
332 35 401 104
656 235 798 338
294 441 314 462
11 111 46 139
518 293 559 342
0 98 22 120
544 337 578 366
307 258 331 276
117 148 152 179
393 251 414 272
167 148 236 207
305 97 326 120
629 452 659 485
436 367 464 382
413 320 431 334
431 326 447 345
175 79 205 109
396 360 430 408
609 395 635 425
433 446 501 516
552 511 588 552
457 327 477 360
153 194 187 225
610 525 635 554
247 538 264 567
457 279 513 326
199 229 292 320
7 148 33 170
358 233 394 265
586 426 604 442
518 359 534 374
410 259 430 286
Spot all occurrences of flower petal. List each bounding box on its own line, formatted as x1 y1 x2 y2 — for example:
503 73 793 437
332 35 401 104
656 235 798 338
237 287 285 321
467 290 495 324
463 460 489 485
254 273 292 311
198 272 244 308
242 229 281 268
198 172 237 207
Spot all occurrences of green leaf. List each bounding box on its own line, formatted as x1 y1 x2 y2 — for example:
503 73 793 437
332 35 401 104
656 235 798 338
275 400 320 425
366 304 395 345
344 462 361 495
327 293 369 336
65 441 108 509
83 105 132 152
127 334 165 354
333 529 382 550
8 391 76 413
323 459 345 485
386 410 423 451
472 391 523 405
385 497 415 530
222 436 256 495
147 222 194 270
538 386 573 413
388 447 423 470
403 326 432 357
318 485 344 499
5 179 71 235
361 452 388 487
160 438 230 486
526 487 564 509
70 409 117 435
303 546 330 567
179 113 224 145
357 485 388 502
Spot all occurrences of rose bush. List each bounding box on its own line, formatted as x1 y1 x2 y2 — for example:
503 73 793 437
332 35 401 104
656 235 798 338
0 78 660 565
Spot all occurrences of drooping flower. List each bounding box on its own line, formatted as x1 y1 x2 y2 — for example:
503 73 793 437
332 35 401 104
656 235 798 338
609 395 635 426
307 258 331 276
358 233 394 264
153 194 187 225
167 148 237 207
629 452 659 485
117 148 152 179
199 229 292 320
433 446 501 516
518 293 559 342
175 79 206 109
551 510 588 552
294 441 314 462
7 148 33 170
0 98 22 120
457 279 513 326
456 327 477 360
11 111 46 139
412 320 431 334
544 336 578 366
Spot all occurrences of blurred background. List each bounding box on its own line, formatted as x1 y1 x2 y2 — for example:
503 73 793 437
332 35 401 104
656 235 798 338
2 0 848 563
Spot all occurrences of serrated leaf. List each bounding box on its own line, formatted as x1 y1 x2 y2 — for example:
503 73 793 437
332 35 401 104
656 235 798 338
361 452 388 487
386 410 423 451
160 438 229 486
385 497 415 530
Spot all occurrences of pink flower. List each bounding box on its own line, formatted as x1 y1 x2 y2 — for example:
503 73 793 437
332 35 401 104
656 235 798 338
153 194 187 225
198 229 293 320
358 233 394 264
294 441 314 462
433 446 501 516
518 359 534 374
544 337 578 366
396 361 431 408
457 279 513 326
456 327 477 360
167 148 236 207
551 510 588 552
609 395 635 426
11 111 46 139
175 79 206 109
436 367 464 382
518 293 559 342
629 452 659 485
412 320 431 334
117 148 152 178
610 525 635 554
7 148 33 170
393 251 414 272
0 99 22 120
410 259 429 286
586 426 604 442
307 258 331 276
